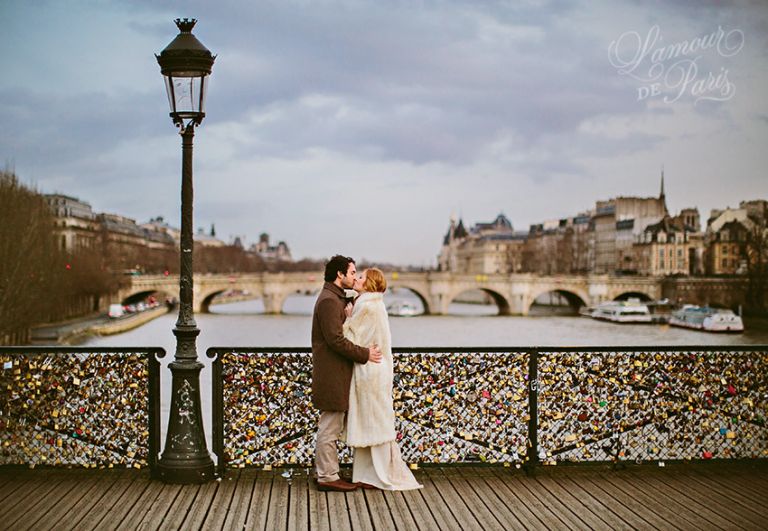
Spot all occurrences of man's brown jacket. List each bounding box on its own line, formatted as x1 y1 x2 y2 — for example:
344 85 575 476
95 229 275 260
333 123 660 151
311 282 369 411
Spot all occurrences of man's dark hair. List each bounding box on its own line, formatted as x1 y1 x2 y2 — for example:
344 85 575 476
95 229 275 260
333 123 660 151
324 254 355 282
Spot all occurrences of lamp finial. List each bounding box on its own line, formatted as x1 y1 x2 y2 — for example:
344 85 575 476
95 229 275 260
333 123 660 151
174 18 197 33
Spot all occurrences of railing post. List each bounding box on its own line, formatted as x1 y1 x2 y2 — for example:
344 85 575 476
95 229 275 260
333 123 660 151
207 348 225 476
526 348 539 475
148 349 165 478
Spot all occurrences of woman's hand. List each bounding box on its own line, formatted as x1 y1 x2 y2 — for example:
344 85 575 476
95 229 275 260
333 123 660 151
344 302 353 318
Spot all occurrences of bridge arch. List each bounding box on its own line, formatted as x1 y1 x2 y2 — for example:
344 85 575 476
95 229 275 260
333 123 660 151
527 287 589 315
445 288 511 316
121 289 173 306
199 288 267 313
387 284 432 315
612 291 653 302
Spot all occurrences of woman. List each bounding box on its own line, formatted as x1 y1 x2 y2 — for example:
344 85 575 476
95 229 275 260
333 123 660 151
342 267 422 490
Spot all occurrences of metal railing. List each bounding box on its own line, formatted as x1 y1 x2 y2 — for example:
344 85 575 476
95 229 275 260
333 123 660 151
0 347 164 473
208 346 768 474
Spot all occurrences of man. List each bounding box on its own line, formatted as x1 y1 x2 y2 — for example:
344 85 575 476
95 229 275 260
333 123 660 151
312 255 382 492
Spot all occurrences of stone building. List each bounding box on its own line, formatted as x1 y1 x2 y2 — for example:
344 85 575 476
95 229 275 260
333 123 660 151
45 196 177 273
141 216 180 244
44 194 98 252
705 207 754 275
252 232 292 262
633 213 704 276
437 217 468 272
523 213 592 274
438 214 525 274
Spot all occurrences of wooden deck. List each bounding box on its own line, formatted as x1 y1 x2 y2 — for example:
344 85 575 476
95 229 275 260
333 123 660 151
1 464 766 530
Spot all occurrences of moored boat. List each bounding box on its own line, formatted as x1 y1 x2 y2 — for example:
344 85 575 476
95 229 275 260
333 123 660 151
387 300 420 317
669 305 744 332
590 301 653 324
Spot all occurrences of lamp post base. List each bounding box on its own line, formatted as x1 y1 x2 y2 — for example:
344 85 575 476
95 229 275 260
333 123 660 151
157 457 215 484
157 351 215 484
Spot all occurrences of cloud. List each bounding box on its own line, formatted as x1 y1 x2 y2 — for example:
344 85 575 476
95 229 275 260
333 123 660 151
1 0 767 264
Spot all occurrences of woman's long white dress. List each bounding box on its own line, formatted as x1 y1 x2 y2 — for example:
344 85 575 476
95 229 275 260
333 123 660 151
343 292 421 490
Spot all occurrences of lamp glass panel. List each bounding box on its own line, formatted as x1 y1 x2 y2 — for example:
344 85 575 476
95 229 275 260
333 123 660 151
164 74 205 117
163 76 176 113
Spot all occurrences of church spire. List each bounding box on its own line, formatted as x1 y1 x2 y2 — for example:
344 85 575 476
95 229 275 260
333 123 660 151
660 166 668 214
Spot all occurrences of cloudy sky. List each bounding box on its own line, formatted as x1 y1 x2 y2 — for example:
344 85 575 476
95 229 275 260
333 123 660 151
2 0 767 266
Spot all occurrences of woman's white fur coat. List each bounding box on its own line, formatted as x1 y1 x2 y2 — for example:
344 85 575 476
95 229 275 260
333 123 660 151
343 292 396 447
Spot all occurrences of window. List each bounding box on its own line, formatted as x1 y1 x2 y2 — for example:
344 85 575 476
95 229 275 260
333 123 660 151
722 258 728 268
659 249 665 257
723 246 728 255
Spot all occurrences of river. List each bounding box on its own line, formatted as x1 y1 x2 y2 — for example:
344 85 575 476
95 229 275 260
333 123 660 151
79 293 768 451
82 293 768 351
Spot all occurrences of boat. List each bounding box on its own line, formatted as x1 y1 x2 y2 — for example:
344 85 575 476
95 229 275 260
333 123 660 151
590 301 653 323
669 305 744 332
387 300 420 317
645 299 675 324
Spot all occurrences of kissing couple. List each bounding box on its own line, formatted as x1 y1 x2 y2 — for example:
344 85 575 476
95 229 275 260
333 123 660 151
311 254 422 492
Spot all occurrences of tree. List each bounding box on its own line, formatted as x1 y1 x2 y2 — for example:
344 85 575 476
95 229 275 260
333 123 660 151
745 217 768 315
0 170 63 341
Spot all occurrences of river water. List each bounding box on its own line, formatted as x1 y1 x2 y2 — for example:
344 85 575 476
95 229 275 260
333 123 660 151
80 293 768 451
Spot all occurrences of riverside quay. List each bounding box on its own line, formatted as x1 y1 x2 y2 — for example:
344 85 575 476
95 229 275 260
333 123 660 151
1 345 767 529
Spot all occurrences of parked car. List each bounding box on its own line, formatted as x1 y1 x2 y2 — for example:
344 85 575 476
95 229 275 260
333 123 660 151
108 304 124 318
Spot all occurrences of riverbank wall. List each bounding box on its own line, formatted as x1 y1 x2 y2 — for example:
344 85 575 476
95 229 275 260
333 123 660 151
90 306 170 337
30 306 170 345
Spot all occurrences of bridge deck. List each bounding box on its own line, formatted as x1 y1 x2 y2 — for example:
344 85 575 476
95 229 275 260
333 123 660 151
1 464 766 530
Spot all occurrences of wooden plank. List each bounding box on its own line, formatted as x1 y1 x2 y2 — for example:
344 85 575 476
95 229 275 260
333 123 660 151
426 467 484 530
534 474 618 530
454 468 527 530
223 470 257 531
380 490 420 530
555 474 650 530
160 484 202 530
416 471 463 530
243 472 274 530
288 476 309 531
52 474 119 530
98 473 157 530
17 470 97 531
651 472 765 530
598 471 706 530
203 474 241 530
81 470 137 531
345 487 373 531
363 489 396 531
180 482 220 530
399 478 443 531
483 469 556 529
486 472 584 529
571 472 667 530
676 469 768 520
139 484 184 529
326 490 353 531
443 474 505 531
690 469 768 509
265 474 290 530
308 482 331 531
631 472 733 530
0 475 66 525
123 483 181 530
0 477 33 506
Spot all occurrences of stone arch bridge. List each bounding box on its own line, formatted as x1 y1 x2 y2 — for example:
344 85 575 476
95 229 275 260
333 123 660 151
119 272 663 316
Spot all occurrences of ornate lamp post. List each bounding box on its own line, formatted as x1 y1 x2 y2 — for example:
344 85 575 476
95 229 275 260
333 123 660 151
155 18 216 484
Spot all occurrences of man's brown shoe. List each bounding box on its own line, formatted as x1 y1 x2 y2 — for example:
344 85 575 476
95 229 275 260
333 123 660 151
355 482 379 490
316 479 358 492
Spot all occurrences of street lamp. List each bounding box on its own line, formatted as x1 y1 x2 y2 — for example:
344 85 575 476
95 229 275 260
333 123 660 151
155 18 215 484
